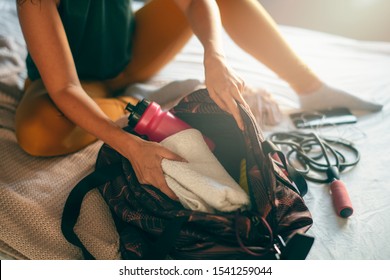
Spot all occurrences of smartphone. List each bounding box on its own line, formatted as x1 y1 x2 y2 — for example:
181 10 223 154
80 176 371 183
290 107 357 128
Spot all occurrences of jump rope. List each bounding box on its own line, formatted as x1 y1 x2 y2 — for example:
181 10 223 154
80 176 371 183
267 112 361 218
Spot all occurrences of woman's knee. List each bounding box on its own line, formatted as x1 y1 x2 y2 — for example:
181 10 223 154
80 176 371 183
15 105 95 157
15 93 72 156
107 0 192 89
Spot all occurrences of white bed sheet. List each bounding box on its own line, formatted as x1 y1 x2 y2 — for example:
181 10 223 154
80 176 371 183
1 0 389 260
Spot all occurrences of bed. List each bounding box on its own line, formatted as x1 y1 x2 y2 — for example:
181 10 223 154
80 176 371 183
1 0 389 260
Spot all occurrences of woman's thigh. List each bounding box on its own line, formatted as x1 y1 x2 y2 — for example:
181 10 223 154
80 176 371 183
15 79 137 156
106 0 192 91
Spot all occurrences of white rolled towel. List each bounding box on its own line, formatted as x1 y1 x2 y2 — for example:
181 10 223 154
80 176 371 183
161 128 250 213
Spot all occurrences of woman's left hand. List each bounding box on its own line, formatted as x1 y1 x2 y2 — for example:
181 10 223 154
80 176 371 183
204 52 249 131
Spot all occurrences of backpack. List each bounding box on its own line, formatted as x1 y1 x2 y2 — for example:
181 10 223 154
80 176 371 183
61 89 314 260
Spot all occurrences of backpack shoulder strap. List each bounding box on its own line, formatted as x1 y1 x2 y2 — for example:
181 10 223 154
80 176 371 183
61 163 122 260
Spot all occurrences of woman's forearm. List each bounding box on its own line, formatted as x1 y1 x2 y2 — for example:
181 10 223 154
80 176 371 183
49 84 141 156
175 0 225 58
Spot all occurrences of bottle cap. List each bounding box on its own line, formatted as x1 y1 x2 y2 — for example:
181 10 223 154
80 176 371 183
126 99 151 128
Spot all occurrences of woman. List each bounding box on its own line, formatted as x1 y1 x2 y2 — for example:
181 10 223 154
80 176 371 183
15 0 381 198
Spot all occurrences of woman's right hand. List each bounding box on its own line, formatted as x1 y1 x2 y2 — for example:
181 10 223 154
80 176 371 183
120 134 186 200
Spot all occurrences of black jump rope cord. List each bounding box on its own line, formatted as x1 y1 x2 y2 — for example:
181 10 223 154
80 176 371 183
268 131 360 218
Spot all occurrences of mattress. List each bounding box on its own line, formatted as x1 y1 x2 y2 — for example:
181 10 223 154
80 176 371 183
1 0 389 260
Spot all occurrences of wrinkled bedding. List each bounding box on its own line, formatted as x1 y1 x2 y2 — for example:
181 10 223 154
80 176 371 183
1 0 389 260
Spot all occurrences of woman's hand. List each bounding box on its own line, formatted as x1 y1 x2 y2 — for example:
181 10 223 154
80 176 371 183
120 134 185 200
204 52 249 130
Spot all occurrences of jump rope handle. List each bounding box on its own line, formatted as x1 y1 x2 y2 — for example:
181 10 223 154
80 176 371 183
329 179 353 218
327 167 353 218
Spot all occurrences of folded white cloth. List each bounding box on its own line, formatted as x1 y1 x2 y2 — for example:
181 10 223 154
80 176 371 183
161 129 250 213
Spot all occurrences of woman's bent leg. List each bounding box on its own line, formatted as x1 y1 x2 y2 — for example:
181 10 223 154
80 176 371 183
106 0 192 91
15 79 137 156
216 0 383 112
215 0 321 94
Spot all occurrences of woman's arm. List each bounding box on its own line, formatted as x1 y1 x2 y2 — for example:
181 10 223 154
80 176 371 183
17 0 181 198
174 0 248 130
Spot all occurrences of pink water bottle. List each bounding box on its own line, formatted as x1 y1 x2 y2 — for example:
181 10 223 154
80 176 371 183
126 99 215 151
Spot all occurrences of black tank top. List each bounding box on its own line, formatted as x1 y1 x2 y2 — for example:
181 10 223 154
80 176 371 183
26 0 136 81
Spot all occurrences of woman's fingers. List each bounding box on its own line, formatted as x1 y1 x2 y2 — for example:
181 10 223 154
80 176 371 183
208 88 229 113
153 148 185 199
231 82 251 111
137 160 178 200
203 52 251 129
160 147 187 163
209 85 246 131
155 173 178 200
126 140 184 200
